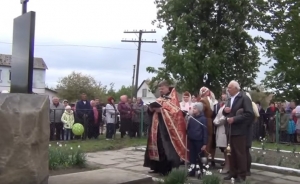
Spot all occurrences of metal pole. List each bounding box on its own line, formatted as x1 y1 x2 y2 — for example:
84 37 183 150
21 0 29 14
131 65 136 98
140 106 144 137
275 111 279 144
134 30 142 98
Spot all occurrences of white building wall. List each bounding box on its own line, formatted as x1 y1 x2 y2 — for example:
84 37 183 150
0 66 46 93
137 82 156 104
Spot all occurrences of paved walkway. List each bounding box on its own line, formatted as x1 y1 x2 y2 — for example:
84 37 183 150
86 146 300 184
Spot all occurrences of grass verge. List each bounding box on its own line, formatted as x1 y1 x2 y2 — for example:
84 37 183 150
51 135 147 153
252 141 300 152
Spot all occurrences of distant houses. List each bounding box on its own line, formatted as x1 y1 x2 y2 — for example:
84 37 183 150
0 53 58 100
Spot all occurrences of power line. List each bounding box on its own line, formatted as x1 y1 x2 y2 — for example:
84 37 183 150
0 41 162 56
121 29 157 98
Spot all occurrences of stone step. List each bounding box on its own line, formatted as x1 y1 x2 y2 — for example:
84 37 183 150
48 168 153 184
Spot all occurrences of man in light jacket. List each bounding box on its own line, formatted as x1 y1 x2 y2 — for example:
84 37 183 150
49 97 65 141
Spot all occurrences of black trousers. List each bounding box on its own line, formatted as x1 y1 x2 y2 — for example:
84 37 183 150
50 122 64 141
189 139 204 175
120 118 132 138
130 122 141 138
229 135 247 180
88 123 100 139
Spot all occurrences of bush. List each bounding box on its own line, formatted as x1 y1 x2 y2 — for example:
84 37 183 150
49 143 86 170
202 174 221 184
159 169 188 184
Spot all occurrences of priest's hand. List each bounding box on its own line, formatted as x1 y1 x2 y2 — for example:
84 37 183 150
201 145 206 151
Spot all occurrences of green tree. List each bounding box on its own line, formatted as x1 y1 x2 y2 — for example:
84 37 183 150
147 0 262 95
115 85 133 99
105 83 133 102
56 72 106 102
249 85 270 108
255 1 300 102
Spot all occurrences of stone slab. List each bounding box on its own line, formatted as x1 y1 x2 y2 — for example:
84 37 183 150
281 175 300 182
126 166 151 172
115 162 140 169
48 168 152 184
268 178 298 184
0 94 49 184
250 174 271 181
257 171 283 178
87 158 120 166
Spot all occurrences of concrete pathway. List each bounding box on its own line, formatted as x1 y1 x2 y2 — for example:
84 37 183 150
86 146 300 184
49 168 153 184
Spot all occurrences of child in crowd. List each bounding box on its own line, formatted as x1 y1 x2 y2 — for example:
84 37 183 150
187 102 208 177
61 105 75 140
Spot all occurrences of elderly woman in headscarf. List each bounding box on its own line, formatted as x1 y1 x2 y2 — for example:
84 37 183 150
197 87 217 167
105 97 118 140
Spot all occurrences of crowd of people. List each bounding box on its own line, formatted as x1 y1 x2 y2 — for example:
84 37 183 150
260 101 300 144
48 81 300 182
49 93 149 141
142 80 300 183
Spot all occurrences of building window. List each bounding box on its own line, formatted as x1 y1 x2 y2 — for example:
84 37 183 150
9 70 11 80
142 89 147 97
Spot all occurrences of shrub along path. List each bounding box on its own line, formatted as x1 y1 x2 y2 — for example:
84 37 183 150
85 146 300 184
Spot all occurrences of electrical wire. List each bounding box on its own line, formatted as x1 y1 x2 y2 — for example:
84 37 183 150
0 41 162 56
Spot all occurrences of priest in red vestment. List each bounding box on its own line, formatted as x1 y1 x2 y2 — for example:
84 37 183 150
143 80 188 175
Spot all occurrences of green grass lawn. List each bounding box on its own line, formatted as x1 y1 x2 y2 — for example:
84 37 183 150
252 141 300 152
50 135 300 153
50 135 147 152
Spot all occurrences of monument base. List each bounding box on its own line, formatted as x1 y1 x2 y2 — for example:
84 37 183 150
0 94 49 184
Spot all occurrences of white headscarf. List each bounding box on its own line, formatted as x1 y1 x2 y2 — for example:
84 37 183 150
199 87 217 110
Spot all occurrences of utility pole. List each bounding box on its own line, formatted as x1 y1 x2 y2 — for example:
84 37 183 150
21 0 29 14
131 65 136 98
121 29 156 98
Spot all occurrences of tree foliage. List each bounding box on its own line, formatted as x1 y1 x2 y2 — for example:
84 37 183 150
105 83 133 102
56 72 133 103
249 85 270 108
56 72 106 102
147 0 262 96
255 0 300 101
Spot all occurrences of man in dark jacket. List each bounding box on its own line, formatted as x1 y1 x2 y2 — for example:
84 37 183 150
95 98 104 135
256 101 266 140
76 93 94 140
223 80 254 182
187 102 208 176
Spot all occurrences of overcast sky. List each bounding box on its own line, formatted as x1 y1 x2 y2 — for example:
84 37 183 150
0 0 269 90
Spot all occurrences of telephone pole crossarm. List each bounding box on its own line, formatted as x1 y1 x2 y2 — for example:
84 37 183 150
124 30 156 34
121 40 157 43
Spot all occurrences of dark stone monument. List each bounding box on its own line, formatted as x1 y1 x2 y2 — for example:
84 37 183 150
10 1 35 93
0 1 49 183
